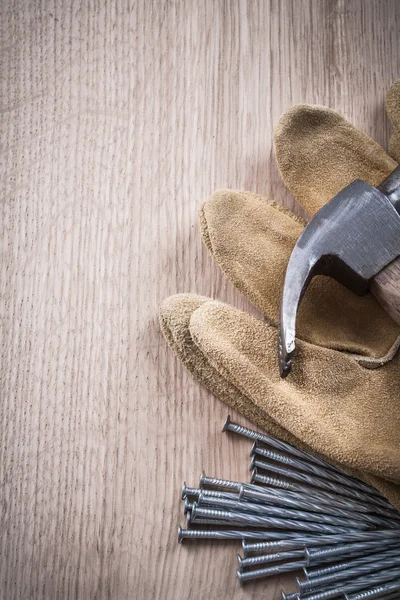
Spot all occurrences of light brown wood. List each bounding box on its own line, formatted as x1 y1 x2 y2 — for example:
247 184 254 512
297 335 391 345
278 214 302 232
1 1 400 599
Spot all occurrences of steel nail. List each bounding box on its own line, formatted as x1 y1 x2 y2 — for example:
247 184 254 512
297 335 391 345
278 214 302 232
305 539 400 567
298 554 400 592
300 567 400 600
182 484 239 501
250 469 399 518
250 467 297 491
197 492 372 530
223 416 397 512
177 526 307 542
238 548 306 569
191 504 359 534
199 472 245 492
222 415 343 474
345 581 400 600
251 441 395 503
237 559 307 584
251 457 392 510
239 485 397 528
240 484 380 517
242 530 400 555
304 543 400 578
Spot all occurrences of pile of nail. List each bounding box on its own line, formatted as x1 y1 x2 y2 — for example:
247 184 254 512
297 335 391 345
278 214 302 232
179 416 400 599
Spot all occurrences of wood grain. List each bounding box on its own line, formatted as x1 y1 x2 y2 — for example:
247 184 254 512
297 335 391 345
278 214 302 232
372 258 400 325
1 1 399 599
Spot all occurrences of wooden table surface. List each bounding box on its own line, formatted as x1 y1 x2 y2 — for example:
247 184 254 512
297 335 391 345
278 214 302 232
1 1 399 599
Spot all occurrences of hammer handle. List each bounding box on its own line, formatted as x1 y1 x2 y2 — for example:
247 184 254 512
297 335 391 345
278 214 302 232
371 258 400 325
371 167 400 324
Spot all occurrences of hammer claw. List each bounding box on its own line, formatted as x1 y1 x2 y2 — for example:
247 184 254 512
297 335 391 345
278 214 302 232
277 174 400 377
278 247 316 377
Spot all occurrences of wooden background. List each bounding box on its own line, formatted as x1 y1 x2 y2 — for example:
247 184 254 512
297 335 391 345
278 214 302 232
1 1 400 599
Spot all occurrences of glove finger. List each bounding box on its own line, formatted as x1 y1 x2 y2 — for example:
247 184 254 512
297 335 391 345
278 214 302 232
158 293 400 509
159 292 293 437
386 80 400 162
200 189 400 358
189 300 400 484
275 104 396 216
389 132 400 163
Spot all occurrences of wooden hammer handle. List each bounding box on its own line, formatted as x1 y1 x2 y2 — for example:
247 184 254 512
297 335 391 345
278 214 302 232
371 167 400 324
371 257 400 325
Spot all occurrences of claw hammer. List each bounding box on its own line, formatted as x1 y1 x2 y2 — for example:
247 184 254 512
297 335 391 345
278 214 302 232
278 166 400 377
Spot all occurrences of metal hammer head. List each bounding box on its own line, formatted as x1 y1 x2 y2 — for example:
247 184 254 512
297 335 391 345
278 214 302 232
278 168 400 377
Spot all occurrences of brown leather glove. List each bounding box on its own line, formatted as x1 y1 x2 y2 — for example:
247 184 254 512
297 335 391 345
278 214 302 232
160 85 400 508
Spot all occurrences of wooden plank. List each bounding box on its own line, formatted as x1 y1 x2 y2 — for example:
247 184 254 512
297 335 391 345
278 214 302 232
0 1 399 598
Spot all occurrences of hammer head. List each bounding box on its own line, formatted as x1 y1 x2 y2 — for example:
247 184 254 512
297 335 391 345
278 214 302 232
278 178 400 377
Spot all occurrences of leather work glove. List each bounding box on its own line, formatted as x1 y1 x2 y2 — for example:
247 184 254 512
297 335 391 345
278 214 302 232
159 82 400 509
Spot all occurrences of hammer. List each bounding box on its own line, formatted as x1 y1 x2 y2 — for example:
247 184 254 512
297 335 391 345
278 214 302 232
278 165 400 377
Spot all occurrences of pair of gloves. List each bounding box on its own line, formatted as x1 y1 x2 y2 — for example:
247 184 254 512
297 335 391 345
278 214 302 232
160 80 400 509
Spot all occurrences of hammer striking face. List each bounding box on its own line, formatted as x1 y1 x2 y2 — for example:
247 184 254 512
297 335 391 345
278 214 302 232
278 166 400 378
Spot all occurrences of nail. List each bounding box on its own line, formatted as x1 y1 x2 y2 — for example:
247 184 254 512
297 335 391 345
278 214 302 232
239 485 397 527
182 482 202 500
238 548 306 569
251 457 391 509
240 484 374 516
298 553 400 593
305 539 400 567
251 441 393 502
302 567 400 600
177 526 303 542
191 504 359 534
199 472 243 491
250 467 291 490
304 544 400 579
250 470 398 518
237 559 307 584
222 415 342 474
243 539 308 556
345 581 400 600
197 491 372 530
182 483 239 501
242 530 400 556
223 417 396 512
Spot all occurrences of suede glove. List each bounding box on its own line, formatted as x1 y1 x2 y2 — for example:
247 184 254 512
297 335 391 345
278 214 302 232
159 82 400 509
